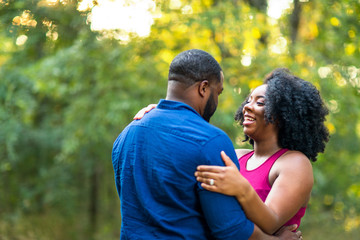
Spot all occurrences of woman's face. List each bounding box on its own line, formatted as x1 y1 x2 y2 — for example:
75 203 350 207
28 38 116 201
242 84 277 141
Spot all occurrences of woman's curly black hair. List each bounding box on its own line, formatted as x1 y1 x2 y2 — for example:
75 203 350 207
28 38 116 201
235 68 330 162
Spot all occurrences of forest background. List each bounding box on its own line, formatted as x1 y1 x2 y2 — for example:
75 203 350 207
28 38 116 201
1 0 360 239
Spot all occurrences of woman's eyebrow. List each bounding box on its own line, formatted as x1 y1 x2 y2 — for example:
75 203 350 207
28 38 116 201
255 95 265 99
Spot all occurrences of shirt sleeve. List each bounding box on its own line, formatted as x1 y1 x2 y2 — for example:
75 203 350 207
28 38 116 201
112 132 123 197
198 133 254 240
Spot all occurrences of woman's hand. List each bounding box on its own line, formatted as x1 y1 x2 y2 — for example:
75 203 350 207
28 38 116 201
133 104 157 120
195 151 251 199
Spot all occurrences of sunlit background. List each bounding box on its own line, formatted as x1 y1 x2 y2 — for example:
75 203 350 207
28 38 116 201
12 0 295 43
78 0 293 37
1 0 360 239
14 0 316 67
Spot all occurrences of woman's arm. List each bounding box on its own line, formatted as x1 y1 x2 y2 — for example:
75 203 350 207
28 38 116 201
195 151 279 233
264 151 313 232
195 151 313 234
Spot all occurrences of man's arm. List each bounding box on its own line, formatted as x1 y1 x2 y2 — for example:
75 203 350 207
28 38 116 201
198 189 253 240
198 135 253 239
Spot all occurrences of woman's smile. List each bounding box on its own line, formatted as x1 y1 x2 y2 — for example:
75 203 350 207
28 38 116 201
243 114 256 125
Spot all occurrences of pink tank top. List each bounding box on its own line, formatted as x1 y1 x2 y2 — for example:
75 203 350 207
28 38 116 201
239 149 306 228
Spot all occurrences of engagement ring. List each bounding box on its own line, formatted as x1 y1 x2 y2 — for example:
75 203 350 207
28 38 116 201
209 179 214 186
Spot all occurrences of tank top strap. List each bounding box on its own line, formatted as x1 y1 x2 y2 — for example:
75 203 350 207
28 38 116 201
239 149 289 172
238 150 254 171
261 148 289 173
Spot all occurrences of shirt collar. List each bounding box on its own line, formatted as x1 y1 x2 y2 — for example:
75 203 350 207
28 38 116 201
157 99 201 118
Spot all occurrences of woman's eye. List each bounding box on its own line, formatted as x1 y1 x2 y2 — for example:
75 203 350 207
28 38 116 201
257 102 265 106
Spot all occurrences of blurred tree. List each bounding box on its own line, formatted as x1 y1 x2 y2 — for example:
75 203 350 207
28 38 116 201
0 0 359 239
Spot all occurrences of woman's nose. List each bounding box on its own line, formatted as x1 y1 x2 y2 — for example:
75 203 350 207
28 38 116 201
243 102 253 112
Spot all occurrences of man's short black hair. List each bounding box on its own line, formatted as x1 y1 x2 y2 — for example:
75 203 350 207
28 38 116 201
235 68 330 161
168 49 222 86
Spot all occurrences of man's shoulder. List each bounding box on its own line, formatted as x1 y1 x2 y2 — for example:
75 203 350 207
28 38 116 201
118 107 230 147
182 120 231 146
204 122 229 138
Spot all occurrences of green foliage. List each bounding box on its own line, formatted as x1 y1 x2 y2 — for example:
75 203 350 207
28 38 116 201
0 0 359 239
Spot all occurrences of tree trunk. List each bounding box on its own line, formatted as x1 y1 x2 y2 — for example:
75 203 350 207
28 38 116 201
89 166 99 238
290 0 301 44
245 0 268 12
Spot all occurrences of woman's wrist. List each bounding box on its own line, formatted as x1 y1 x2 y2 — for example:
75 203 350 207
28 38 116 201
236 180 255 203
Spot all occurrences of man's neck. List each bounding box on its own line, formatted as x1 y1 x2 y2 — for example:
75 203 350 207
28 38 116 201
166 80 200 114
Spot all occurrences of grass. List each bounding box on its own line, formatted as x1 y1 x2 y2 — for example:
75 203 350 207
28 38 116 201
301 210 360 240
1 210 359 240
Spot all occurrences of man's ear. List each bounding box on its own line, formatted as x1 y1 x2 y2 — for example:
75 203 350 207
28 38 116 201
198 80 209 97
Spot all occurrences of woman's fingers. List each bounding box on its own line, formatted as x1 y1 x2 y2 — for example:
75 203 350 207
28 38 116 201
198 177 221 192
196 165 223 172
220 151 236 167
296 230 302 240
275 224 298 235
133 104 157 120
195 151 240 194
197 151 236 170
197 176 216 186
197 151 235 172
195 171 219 181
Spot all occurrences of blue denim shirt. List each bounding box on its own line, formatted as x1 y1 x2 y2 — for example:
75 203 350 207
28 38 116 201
112 99 254 239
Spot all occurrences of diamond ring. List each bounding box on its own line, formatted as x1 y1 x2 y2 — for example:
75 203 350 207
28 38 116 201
209 179 215 186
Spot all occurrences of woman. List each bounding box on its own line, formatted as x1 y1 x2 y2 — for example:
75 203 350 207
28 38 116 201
195 68 329 235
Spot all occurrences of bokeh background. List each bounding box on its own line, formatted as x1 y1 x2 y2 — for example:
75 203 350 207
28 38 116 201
1 0 360 239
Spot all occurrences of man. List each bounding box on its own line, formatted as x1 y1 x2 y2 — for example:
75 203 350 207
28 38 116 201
112 49 301 239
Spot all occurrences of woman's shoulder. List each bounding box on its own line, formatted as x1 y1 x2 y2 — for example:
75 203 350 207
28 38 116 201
282 150 309 161
235 149 253 159
277 150 312 170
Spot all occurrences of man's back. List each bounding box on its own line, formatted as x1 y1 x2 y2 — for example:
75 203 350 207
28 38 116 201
112 100 254 239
